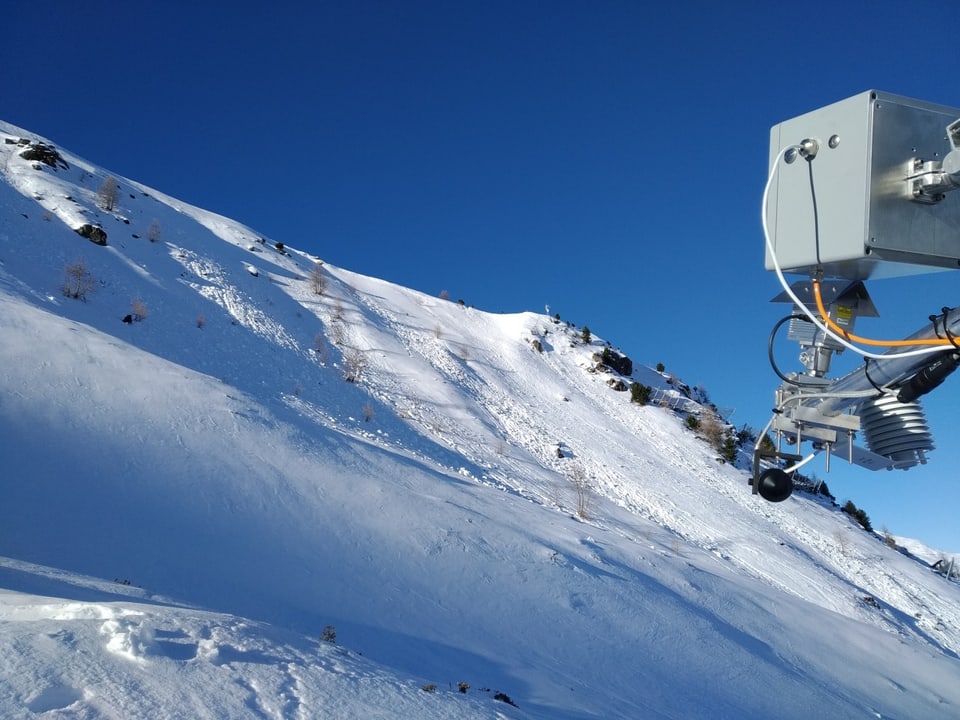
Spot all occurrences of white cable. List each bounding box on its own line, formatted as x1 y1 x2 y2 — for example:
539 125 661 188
762 149 949 362
783 453 817 474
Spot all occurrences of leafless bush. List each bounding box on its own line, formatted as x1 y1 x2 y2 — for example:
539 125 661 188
147 219 161 243
310 262 326 295
97 175 118 211
362 403 375 422
882 527 898 549
320 624 336 643
699 410 726 450
342 347 367 382
330 320 347 346
834 530 848 555
196 314 206 329
313 332 329 363
62 259 94 300
568 463 591 519
130 296 148 322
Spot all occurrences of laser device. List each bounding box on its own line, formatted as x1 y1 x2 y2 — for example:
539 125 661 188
753 91 960 502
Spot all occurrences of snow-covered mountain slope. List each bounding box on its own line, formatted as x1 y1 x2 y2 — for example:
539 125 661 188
2 121 959 719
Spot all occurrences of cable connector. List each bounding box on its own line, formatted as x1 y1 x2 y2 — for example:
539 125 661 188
798 138 819 160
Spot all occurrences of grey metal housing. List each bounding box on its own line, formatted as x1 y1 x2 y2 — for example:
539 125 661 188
766 90 960 280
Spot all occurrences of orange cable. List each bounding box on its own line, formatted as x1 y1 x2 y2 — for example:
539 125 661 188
811 280 953 348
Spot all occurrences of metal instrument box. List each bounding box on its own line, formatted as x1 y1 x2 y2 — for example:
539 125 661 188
765 90 960 279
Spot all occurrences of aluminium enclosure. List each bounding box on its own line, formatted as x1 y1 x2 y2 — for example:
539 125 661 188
765 90 960 280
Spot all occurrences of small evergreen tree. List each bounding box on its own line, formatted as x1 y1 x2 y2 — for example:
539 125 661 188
758 432 777 454
656 362 665 373
629 382 651 405
842 500 873 532
581 326 592 344
720 435 738 463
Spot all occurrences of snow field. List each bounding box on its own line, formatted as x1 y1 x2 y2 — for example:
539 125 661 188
2 119 960 719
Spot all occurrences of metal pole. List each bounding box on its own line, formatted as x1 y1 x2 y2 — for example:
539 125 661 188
814 307 960 416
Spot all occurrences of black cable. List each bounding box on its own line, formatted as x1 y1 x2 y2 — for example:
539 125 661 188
768 314 826 388
930 313 945 340
940 306 960 350
806 159 822 268
863 357 885 393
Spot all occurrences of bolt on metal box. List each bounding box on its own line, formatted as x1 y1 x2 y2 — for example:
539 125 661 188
765 90 960 280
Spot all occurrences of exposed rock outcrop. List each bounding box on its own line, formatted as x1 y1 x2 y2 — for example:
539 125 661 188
19 142 69 171
74 224 107 246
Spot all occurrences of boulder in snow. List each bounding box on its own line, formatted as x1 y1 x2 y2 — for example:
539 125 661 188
74 224 107 246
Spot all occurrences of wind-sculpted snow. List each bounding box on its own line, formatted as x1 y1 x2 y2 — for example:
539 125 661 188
2 120 960 719
0 559 510 720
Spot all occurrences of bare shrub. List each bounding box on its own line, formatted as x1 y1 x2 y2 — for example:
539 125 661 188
147 219 161 243
313 332 329 363
699 410 726 449
320 624 336 643
568 463 591 519
309 262 326 295
883 527 898 549
342 347 367 382
439 289 450 301
62 259 94 300
834 530 848 555
130 296 148 322
330 320 347 346
97 175 118 211
434 323 443 339
196 314 206 329
362 403 375 422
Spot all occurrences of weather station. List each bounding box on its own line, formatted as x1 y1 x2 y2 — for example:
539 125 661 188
753 90 960 502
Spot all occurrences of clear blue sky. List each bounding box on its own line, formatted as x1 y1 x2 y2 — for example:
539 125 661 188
4 1 958 550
